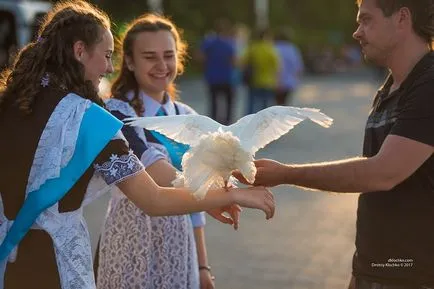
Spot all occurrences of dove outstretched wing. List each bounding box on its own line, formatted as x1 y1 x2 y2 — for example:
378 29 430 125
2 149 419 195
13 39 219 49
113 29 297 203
228 106 333 154
125 115 222 146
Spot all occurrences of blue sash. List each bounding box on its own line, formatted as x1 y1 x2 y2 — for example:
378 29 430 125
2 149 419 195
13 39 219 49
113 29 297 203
149 131 189 171
0 104 122 261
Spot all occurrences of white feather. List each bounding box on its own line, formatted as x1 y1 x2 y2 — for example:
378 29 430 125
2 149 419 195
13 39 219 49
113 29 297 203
126 106 333 198
228 106 333 154
124 114 221 146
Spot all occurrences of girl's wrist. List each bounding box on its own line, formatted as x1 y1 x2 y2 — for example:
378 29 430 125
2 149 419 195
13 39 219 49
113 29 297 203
199 265 211 272
226 187 242 204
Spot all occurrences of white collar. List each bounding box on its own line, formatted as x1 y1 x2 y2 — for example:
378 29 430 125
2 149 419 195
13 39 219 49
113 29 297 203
125 90 176 116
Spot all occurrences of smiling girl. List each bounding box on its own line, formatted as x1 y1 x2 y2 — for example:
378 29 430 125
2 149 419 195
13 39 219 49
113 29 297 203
96 14 236 289
0 3 274 288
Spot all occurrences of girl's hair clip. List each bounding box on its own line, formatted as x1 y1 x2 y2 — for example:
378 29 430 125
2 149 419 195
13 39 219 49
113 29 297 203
41 73 50 87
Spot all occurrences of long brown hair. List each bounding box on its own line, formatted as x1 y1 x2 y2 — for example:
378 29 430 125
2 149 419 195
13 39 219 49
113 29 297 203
0 0 111 115
111 14 188 115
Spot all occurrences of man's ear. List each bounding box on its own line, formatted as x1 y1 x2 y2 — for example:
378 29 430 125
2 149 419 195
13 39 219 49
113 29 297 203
396 7 412 29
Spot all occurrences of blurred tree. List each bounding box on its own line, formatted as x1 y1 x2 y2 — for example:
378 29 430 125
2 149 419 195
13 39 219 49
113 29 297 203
91 0 149 24
162 0 255 74
270 0 358 47
48 0 361 74
163 0 254 45
49 0 358 48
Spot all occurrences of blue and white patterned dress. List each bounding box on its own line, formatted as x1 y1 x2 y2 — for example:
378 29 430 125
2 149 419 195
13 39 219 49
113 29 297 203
97 91 205 289
0 90 144 289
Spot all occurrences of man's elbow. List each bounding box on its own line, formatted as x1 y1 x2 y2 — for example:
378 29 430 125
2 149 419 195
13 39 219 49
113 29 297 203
375 179 397 192
368 156 408 192
373 174 406 192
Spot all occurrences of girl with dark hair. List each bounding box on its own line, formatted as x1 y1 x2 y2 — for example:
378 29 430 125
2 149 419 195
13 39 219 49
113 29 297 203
97 14 234 289
0 3 275 288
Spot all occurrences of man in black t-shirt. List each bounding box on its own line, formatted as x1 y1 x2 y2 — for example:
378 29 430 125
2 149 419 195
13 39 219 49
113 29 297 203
233 0 434 288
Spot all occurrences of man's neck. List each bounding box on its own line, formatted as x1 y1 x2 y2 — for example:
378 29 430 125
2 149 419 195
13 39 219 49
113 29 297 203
388 40 430 88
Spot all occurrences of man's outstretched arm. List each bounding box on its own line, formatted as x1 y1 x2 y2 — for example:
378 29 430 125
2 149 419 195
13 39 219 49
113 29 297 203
234 134 433 193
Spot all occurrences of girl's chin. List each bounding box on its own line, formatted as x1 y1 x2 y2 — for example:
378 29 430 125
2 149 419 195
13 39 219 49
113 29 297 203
150 81 170 90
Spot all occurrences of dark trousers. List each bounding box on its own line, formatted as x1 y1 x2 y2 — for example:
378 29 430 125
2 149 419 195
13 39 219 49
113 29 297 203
208 83 234 125
246 87 274 115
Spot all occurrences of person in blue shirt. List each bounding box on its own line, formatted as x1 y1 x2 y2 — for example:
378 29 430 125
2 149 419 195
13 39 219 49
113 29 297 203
274 28 304 105
198 18 236 125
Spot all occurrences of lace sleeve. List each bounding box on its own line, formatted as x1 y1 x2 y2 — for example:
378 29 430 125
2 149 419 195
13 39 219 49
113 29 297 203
93 139 144 185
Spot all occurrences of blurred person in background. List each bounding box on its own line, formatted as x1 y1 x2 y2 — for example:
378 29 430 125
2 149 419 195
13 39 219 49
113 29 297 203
242 28 280 114
231 23 250 87
198 18 236 125
274 27 304 105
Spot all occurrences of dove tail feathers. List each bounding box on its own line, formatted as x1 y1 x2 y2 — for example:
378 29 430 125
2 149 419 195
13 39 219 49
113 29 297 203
171 163 216 199
194 178 217 200
181 146 230 199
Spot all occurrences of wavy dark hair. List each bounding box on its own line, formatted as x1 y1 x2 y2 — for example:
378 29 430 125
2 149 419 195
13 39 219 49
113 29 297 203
111 14 188 116
0 0 110 115
356 0 434 48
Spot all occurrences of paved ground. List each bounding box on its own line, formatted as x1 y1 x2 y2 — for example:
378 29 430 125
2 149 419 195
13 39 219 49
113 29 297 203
84 69 382 289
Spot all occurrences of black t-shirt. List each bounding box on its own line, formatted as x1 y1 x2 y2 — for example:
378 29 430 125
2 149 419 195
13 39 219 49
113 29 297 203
353 52 434 286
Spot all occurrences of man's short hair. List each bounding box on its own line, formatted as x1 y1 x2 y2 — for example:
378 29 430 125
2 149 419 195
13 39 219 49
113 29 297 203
356 0 434 45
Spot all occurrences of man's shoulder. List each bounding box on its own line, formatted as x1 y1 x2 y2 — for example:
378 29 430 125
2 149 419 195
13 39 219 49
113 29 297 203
402 53 434 92
411 66 434 90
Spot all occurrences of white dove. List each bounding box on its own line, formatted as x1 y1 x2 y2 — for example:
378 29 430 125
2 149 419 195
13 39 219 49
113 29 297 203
125 106 333 199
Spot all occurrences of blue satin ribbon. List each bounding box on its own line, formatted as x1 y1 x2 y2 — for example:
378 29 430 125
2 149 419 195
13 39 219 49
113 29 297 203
151 106 190 171
149 131 189 171
0 104 122 261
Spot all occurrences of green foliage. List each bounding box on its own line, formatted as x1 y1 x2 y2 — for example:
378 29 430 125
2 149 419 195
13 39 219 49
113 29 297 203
50 0 360 75
51 0 359 48
269 0 359 47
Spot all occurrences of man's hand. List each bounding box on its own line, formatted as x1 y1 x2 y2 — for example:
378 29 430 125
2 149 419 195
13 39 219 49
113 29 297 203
233 159 288 187
206 204 242 230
